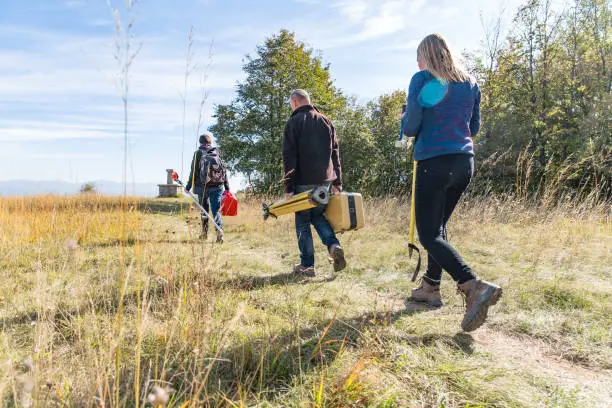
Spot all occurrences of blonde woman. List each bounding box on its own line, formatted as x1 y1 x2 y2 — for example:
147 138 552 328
401 34 502 332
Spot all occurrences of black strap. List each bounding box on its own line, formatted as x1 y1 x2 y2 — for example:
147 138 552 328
408 243 421 282
348 194 357 230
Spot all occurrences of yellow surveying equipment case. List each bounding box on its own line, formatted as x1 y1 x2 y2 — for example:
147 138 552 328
325 192 365 233
262 188 365 233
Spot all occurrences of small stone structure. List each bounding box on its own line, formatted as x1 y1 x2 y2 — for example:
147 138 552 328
158 169 180 197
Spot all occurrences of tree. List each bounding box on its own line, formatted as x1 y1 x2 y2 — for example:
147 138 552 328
334 99 375 193
210 30 346 193
465 0 611 199
80 182 97 194
366 91 411 196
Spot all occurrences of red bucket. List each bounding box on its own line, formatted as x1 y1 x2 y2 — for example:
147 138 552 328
220 191 238 216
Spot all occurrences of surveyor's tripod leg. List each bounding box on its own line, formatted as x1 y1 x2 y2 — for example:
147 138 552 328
171 172 223 234
408 159 421 281
199 192 210 239
200 189 210 238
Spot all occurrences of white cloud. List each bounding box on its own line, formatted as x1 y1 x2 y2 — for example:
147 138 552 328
0 95 225 143
0 26 243 145
358 1 405 40
322 0 427 47
0 151 105 159
379 39 420 52
0 125 124 142
0 0 531 184
334 0 369 24
87 18 114 27
64 0 87 8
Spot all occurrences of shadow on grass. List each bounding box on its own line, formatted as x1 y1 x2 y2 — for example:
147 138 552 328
0 284 168 331
3 267 475 405
4 288 475 405
217 271 337 291
86 237 196 248
171 303 475 404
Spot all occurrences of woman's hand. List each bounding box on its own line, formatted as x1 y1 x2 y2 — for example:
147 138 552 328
396 137 413 149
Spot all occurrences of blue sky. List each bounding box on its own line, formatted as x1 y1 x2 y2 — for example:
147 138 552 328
0 0 528 188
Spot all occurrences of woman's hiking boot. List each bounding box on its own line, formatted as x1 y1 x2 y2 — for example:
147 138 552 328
293 264 316 277
457 279 503 332
409 280 443 307
329 244 347 272
216 230 224 244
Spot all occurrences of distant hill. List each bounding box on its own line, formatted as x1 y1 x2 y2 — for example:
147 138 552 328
0 180 159 197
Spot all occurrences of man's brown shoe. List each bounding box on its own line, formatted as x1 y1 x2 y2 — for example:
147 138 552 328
293 264 316 277
329 244 347 272
457 279 503 332
409 280 443 307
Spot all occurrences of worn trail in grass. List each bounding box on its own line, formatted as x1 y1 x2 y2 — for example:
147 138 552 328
213 197 612 406
1 196 610 407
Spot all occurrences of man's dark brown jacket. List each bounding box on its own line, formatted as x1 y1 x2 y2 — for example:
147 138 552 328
282 105 342 194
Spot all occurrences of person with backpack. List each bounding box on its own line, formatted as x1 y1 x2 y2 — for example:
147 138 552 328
283 89 347 277
401 34 502 332
185 133 229 243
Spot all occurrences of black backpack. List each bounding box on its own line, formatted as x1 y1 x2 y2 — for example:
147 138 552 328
200 147 227 186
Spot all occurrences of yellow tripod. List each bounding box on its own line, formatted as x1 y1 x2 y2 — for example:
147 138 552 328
408 159 421 281
262 186 330 220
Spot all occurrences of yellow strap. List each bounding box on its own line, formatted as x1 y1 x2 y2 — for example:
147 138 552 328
191 150 198 188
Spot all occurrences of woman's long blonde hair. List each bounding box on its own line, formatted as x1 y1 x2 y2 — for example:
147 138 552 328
417 33 471 83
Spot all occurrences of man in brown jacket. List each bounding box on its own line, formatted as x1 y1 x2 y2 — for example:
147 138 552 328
282 89 346 277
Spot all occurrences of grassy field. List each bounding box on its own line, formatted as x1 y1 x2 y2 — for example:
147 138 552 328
0 194 610 407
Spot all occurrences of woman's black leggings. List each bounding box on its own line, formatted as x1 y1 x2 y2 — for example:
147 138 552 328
415 153 476 285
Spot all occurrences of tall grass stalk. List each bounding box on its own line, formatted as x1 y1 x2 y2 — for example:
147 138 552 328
133 205 144 408
0 194 610 405
108 0 141 198
180 26 195 180
194 39 214 139
191 303 245 406
108 0 142 405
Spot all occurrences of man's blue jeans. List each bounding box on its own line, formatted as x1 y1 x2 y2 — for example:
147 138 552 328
294 185 340 268
197 185 223 232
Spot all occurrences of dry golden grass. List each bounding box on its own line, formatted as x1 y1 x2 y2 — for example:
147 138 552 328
0 194 610 407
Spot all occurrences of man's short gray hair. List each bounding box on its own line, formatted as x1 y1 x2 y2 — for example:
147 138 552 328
290 89 311 104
